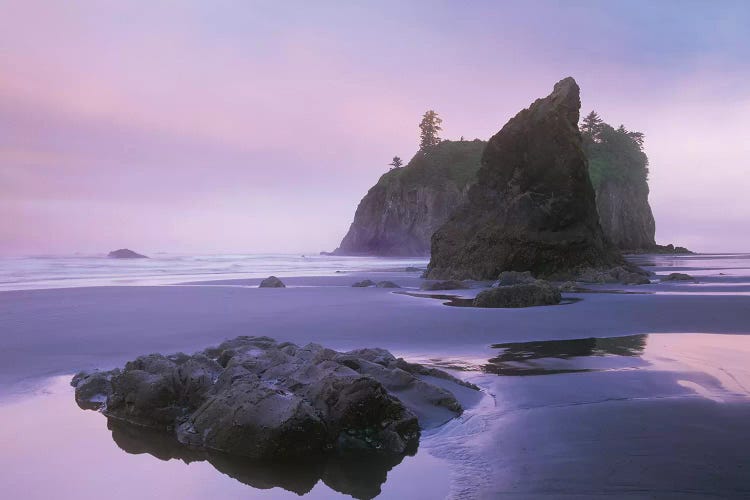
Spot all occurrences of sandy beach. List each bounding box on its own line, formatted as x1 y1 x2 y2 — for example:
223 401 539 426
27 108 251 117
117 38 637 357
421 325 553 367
2 253 750 498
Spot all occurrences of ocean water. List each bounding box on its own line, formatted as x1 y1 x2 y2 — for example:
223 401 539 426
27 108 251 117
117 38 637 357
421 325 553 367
0 253 429 291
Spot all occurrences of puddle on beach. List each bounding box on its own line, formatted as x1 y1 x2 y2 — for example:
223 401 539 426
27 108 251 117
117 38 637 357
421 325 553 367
482 333 750 400
0 377 451 500
3 333 750 499
484 334 649 375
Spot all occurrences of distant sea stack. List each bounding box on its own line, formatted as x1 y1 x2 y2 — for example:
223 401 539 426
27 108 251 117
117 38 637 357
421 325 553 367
333 140 484 256
582 115 656 251
108 248 148 259
426 77 622 280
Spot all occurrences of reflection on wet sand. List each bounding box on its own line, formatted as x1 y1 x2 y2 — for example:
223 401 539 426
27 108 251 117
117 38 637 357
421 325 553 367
107 418 411 500
485 334 648 375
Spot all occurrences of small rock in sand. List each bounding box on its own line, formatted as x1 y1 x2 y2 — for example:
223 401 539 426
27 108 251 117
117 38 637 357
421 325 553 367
352 279 375 287
662 272 695 282
420 280 470 291
71 336 477 461
259 276 286 288
473 281 561 308
376 281 401 288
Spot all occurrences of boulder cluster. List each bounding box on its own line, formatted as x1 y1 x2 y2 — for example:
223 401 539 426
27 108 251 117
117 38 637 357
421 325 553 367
473 272 561 308
72 336 476 461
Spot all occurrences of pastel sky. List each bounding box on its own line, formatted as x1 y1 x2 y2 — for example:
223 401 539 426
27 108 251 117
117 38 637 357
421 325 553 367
2 0 749 255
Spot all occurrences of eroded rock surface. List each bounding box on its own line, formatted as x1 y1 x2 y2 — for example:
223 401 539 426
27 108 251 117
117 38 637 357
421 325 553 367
352 280 375 288
72 337 475 461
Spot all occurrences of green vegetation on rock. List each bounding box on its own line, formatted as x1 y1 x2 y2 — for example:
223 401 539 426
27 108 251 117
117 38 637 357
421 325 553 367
581 111 649 191
380 140 486 190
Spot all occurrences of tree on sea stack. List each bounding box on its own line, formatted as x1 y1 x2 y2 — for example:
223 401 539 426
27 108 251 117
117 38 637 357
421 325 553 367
419 110 443 151
388 156 404 169
581 110 604 140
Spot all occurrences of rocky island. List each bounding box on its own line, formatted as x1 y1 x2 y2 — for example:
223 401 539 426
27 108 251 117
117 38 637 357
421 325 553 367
107 248 148 259
72 336 477 461
333 140 484 256
333 94 686 258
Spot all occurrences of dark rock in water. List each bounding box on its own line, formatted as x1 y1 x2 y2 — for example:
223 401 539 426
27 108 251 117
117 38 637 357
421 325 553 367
333 140 485 256
427 77 623 280
319 251 335 256
493 271 536 287
70 370 114 410
71 336 475 461
653 244 693 254
404 267 422 272
352 279 376 287
576 265 651 285
474 281 561 308
420 280 470 291
259 276 286 288
375 281 401 288
107 248 147 259
662 272 695 282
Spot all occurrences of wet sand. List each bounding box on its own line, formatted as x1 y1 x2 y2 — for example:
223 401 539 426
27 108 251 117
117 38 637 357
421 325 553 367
1 254 750 498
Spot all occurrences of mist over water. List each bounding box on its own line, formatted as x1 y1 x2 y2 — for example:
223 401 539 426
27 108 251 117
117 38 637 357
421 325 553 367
0 254 428 291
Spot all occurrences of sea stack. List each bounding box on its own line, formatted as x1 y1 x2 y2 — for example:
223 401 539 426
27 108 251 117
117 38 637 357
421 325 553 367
333 141 485 256
427 77 622 280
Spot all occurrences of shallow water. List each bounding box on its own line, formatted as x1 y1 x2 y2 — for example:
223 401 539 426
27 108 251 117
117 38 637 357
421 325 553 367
0 376 452 500
2 332 750 499
2 252 750 498
0 253 428 291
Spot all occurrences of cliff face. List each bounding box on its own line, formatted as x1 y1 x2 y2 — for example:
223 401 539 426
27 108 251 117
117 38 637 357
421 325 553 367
334 141 484 256
583 122 657 251
596 179 655 250
426 77 622 280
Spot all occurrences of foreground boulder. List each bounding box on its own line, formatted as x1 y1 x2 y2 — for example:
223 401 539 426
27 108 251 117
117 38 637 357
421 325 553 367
72 337 476 461
107 248 147 259
259 276 286 288
427 77 623 280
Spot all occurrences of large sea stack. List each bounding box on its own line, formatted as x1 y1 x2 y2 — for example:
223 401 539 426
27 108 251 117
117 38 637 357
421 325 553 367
426 77 623 280
333 141 484 256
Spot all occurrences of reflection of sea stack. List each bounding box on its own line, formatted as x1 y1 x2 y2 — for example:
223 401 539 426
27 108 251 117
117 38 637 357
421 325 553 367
427 77 623 280
107 248 148 259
